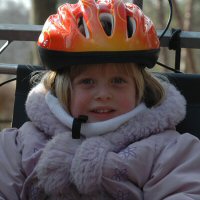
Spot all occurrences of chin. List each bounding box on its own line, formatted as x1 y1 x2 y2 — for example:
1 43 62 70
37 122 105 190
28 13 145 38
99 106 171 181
89 116 116 123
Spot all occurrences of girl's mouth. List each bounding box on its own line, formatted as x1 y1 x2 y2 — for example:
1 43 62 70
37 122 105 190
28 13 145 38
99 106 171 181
89 108 116 121
92 109 115 114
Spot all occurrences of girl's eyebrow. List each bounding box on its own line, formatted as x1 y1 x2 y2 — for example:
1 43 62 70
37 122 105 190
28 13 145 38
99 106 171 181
73 75 94 83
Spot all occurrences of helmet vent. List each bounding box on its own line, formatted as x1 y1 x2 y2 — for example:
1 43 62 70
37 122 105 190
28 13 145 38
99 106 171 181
127 16 136 38
77 16 90 39
99 13 114 36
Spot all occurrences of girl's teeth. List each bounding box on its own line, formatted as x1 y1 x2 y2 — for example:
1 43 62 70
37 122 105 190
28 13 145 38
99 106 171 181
96 110 110 113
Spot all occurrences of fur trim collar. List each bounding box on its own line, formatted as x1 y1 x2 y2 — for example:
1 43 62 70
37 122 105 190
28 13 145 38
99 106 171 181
25 83 67 136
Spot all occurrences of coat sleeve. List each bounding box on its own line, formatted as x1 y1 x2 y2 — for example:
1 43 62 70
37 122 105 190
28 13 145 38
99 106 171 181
101 135 157 200
101 132 200 200
143 133 200 200
0 128 25 200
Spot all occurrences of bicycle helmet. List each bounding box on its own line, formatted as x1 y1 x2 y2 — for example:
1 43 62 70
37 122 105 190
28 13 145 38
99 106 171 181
38 0 160 71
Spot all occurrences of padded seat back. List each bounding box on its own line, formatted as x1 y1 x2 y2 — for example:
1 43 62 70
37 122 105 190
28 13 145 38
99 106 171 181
12 65 44 128
164 73 200 138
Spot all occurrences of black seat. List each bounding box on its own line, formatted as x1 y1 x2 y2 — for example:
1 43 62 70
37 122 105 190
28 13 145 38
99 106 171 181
12 65 44 128
12 65 200 139
164 73 200 138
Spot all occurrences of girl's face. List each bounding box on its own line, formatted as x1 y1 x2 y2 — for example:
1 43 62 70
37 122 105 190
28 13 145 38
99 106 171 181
70 64 137 122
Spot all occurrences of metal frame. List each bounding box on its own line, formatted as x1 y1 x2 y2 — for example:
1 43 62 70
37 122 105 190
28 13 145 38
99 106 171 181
0 24 200 74
0 63 17 75
0 24 200 48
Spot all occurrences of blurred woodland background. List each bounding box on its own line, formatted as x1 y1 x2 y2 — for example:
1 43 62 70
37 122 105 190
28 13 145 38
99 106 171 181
0 0 200 129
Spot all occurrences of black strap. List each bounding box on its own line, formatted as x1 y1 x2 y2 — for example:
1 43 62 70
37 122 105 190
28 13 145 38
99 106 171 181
72 115 88 139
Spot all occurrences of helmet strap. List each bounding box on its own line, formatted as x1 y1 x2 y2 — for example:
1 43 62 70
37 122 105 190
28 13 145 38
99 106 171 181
72 115 88 139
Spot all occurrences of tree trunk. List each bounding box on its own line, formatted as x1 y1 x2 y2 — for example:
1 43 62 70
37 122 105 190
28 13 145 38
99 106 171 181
31 0 57 25
173 0 197 73
157 0 169 71
183 0 197 73
30 0 57 65
132 0 143 9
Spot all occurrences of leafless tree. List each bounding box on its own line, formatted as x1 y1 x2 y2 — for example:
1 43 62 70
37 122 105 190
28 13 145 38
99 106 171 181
31 0 57 25
156 0 169 71
173 0 197 72
30 0 58 65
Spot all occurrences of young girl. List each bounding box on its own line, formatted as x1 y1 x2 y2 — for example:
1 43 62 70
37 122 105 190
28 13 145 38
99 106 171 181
0 0 200 199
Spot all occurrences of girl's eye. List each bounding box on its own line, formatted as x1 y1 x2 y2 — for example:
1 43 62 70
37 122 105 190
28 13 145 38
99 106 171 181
81 78 95 85
112 77 127 84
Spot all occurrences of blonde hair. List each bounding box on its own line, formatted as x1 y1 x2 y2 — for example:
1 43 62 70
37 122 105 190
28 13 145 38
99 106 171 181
42 63 165 111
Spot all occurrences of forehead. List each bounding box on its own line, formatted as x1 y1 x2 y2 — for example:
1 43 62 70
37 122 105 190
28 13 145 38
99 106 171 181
69 63 137 79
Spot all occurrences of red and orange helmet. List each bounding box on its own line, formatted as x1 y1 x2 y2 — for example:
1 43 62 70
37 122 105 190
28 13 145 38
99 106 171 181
38 0 160 70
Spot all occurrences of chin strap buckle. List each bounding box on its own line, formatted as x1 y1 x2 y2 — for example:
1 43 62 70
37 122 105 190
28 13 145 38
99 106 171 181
72 115 88 139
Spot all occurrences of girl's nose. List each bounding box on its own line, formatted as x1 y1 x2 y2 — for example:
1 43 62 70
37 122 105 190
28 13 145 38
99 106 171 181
95 85 112 101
